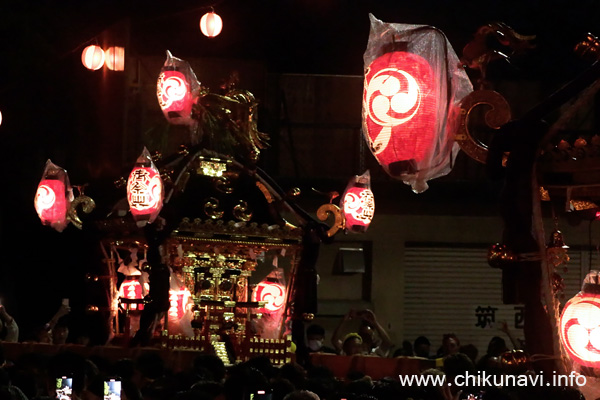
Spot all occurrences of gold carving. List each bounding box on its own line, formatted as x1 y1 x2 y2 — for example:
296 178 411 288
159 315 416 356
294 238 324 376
198 159 228 177
67 195 96 230
316 203 344 237
233 201 252 222
456 90 511 164
204 197 224 220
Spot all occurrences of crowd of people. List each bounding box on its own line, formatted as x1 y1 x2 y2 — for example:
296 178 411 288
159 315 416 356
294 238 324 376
0 304 590 399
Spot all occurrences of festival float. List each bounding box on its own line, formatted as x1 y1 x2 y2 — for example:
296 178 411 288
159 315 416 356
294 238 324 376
28 50 344 368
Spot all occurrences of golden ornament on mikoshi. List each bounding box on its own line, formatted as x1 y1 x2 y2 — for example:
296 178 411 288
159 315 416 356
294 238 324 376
499 350 530 374
487 243 517 268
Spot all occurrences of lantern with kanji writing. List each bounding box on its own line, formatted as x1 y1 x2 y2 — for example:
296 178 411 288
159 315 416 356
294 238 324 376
156 51 199 126
341 170 374 233
126 147 163 227
34 160 73 232
252 278 286 314
362 15 473 193
168 287 191 320
81 45 105 70
118 278 144 311
560 271 600 368
200 11 223 38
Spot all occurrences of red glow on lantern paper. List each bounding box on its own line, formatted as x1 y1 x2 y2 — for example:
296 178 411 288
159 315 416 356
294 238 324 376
200 12 223 38
157 70 194 124
34 160 72 232
343 188 375 232
127 148 163 227
364 51 438 174
81 45 105 70
252 280 286 314
35 179 68 229
168 287 191 320
560 288 600 368
106 46 125 71
341 170 374 233
118 278 144 310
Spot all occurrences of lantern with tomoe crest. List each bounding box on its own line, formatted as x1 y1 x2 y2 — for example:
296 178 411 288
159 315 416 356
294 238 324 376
362 14 473 193
252 278 287 314
126 147 163 227
560 271 600 368
156 51 200 126
364 51 438 172
34 160 73 232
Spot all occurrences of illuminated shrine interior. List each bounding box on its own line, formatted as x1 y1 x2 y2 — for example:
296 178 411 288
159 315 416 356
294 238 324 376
3 0 600 387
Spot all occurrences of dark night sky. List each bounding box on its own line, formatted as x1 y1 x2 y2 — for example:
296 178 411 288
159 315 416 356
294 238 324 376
1 0 600 340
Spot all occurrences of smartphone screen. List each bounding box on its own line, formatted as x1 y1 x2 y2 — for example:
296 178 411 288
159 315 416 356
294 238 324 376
250 391 272 400
55 376 73 400
104 379 121 400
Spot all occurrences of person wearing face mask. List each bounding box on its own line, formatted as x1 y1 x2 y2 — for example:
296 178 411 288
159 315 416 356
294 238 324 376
306 324 336 354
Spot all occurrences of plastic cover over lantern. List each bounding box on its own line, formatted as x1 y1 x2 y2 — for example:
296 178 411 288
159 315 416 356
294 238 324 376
560 270 600 368
34 159 74 232
362 14 473 193
156 50 201 126
126 147 164 227
341 170 375 233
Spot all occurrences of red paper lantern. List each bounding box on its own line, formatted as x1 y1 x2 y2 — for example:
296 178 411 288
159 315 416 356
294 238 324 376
200 11 223 38
252 280 286 314
105 46 125 71
157 70 194 124
81 45 105 70
364 51 438 175
35 179 69 231
341 170 374 233
342 187 375 233
168 287 191 320
560 279 600 367
118 278 144 310
126 148 163 227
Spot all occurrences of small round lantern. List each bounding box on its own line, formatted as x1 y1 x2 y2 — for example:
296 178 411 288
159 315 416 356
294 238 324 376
105 46 125 71
200 11 223 38
341 170 375 233
252 279 286 314
363 51 437 176
81 45 105 70
126 147 163 227
560 271 600 368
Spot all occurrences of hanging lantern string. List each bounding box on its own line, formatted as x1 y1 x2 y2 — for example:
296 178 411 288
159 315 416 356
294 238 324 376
140 0 224 24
